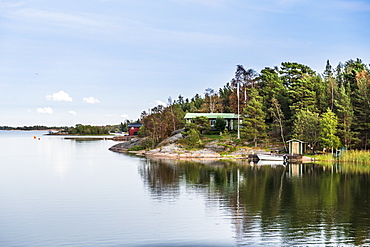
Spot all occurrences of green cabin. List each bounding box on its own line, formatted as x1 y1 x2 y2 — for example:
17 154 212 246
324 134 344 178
184 113 240 131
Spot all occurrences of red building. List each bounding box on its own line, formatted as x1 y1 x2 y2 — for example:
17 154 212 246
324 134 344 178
128 123 143 136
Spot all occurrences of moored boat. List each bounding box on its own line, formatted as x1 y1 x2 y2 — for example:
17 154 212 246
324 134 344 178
257 154 285 161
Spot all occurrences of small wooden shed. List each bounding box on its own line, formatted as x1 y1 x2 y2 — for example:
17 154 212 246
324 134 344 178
287 139 306 155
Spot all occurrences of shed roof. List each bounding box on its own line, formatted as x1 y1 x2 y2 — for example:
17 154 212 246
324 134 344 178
286 139 306 143
184 113 239 119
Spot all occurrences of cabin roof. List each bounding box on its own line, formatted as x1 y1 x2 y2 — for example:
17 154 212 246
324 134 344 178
184 113 239 119
127 123 143 128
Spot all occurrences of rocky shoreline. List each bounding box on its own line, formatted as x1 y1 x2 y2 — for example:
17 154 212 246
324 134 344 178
109 132 265 160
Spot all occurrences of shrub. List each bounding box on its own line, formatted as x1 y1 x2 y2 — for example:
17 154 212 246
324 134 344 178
180 128 203 149
215 117 226 132
128 145 146 151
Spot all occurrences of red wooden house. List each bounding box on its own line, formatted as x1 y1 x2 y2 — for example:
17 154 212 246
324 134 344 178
128 123 143 136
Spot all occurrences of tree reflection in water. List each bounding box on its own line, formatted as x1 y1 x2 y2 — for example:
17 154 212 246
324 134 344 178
139 159 370 246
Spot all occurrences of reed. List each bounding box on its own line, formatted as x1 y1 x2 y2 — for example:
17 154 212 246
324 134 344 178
338 150 370 163
317 150 370 163
317 153 335 161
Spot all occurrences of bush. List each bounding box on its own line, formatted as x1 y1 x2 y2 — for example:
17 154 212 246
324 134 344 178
128 145 146 151
180 128 203 149
215 117 226 132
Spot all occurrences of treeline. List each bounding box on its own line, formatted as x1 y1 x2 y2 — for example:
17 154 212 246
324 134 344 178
0 125 65 130
68 124 110 135
140 58 370 152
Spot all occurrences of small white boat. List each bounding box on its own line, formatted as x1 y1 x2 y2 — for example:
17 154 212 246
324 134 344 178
256 160 285 166
257 154 285 161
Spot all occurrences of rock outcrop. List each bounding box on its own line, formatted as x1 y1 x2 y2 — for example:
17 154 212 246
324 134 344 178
109 137 147 153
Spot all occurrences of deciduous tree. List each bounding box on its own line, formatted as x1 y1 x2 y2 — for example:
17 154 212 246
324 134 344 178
320 108 341 153
292 109 321 152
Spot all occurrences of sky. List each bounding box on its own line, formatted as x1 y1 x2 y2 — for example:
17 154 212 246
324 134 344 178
1 0 370 127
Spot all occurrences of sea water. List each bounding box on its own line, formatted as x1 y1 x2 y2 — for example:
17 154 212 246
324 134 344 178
0 130 369 246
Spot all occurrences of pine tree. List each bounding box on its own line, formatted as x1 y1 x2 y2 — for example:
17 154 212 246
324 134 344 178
335 85 355 149
352 69 370 149
241 89 267 147
258 67 288 121
288 76 319 115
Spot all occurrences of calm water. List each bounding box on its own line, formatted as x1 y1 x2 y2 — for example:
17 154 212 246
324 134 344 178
0 131 370 246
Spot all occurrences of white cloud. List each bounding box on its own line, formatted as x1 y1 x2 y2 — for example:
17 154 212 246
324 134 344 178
83 96 100 104
154 100 167 107
69 110 77 116
37 107 53 114
46 91 73 102
121 114 129 118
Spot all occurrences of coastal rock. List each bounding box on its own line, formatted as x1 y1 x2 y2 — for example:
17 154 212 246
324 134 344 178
145 143 221 159
170 129 184 136
204 140 227 152
156 132 183 148
108 137 146 152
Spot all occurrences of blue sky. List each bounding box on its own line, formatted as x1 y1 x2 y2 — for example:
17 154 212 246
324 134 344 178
1 0 369 127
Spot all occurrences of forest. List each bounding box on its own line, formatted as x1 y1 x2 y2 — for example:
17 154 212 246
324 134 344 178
139 58 370 152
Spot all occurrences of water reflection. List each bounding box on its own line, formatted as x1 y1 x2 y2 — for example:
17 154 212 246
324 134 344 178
140 159 370 246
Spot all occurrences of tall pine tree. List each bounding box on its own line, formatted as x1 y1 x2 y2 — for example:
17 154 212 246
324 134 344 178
241 88 267 147
335 85 355 149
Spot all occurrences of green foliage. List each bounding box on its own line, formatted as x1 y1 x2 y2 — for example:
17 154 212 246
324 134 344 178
120 122 128 132
68 124 109 135
288 76 319 114
241 88 267 147
127 145 146 151
141 137 156 149
292 109 321 151
180 128 203 149
335 85 355 148
221 129 232 139
279 62 316 87
232 138 243 145
320 108 341 151
193 116 211 133
140 104 185 145
214 117 226 132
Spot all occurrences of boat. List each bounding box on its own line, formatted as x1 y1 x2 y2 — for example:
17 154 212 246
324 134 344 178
256 160 285 166
256 154 286 161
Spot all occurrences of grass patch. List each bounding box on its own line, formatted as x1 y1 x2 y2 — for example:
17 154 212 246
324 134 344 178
202 134 223 141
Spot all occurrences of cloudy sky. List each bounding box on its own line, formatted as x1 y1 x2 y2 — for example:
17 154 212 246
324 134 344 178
1 0 369 126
